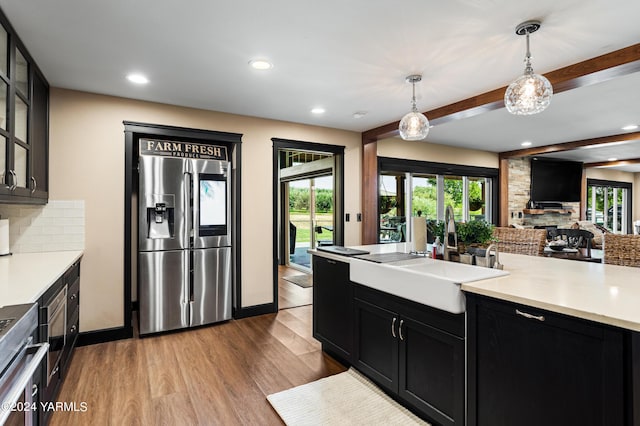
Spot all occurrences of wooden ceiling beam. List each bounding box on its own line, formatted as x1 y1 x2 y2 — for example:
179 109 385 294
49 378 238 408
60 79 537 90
584 157 640 168
498 131 640 159
362 43 640 144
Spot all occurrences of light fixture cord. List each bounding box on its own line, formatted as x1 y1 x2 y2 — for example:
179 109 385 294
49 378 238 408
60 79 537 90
524 30 534 75
411 82 418 112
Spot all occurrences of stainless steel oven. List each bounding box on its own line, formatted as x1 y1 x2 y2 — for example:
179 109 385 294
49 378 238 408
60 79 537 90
43 286 67 385
0 304 49 426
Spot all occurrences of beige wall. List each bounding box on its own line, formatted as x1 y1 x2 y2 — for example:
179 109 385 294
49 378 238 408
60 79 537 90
585 168 635 183
377 137 499 169
50 88 362 332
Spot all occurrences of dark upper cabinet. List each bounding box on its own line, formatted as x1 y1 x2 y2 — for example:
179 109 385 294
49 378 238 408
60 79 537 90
467 294 626 426
312 255 353 364
353 284 465 426
0 9 49 204
30 68 49 200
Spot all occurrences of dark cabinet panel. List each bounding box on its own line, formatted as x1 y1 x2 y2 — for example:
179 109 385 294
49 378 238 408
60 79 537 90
39 259 81 424
312 256 353 363
353 297 398 393
30 68 48 200
354 284 465 426
0 9 48 204
468 294 625 426
400 317 464 426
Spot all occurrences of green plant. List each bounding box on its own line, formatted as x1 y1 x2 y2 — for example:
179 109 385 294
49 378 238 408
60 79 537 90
426 220 444 243
456 220 496 246
469 196 484 212
379 196 397 214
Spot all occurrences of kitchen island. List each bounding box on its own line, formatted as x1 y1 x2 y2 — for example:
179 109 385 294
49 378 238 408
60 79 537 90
310 244 640 426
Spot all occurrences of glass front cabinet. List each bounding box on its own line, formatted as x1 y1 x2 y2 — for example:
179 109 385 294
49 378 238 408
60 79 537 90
0 12 49 203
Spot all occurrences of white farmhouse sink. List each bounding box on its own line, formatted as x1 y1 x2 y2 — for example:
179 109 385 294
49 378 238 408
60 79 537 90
349 257 509 314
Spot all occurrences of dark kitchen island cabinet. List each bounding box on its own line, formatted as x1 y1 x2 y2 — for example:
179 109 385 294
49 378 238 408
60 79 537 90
353 284 465 426
466 294 633 426
312 255 353 364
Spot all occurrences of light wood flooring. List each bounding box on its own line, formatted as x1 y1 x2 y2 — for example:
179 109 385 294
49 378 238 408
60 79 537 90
50 265 318 425
51 303 345 425
278 265 313 309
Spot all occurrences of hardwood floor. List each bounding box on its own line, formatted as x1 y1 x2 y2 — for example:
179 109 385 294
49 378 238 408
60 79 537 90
51 305 346 426
278 265 312 309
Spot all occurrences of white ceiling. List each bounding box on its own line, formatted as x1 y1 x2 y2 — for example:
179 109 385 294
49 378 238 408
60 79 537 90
1 0 639 171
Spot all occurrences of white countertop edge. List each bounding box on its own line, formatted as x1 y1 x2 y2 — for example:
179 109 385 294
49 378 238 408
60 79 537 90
461 284 640 332
311 245 640 333
0 250 84 306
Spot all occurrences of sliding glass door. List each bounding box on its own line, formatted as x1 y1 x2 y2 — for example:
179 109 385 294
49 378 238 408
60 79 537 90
288 175 334 269
586 179 631 234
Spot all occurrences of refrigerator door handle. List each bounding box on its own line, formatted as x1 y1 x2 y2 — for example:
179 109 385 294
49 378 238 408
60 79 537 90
185 250 192 327
184 171 193 248
192 171 200 242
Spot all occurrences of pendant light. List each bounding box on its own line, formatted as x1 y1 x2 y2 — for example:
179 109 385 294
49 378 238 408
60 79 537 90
504 20 553 115
399 75 430 140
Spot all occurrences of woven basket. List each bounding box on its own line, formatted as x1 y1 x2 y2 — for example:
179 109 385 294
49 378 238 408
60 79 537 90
603 233 640 267
493 227 547 256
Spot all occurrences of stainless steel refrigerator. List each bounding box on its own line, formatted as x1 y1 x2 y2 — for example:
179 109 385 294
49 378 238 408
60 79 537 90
137 141 232 335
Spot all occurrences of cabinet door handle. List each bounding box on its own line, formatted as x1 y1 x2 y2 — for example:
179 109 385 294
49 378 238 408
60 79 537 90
70 325 77 333
399 319 404 341
70 293 77 300
30 176 37 193
515 309 545 322
391 317 397 338
326 259 336 265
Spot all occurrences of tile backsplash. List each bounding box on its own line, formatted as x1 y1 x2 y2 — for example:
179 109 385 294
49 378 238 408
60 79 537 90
0 200 85 253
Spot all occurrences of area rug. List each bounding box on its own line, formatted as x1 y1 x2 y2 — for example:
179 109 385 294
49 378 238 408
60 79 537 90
283 274 312 288
267 368 429 425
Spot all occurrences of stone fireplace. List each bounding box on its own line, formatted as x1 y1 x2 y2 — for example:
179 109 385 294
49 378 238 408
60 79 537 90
507 158 580 228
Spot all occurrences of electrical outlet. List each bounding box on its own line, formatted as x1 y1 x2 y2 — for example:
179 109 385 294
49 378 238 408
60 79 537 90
357 213 362 222
345 213 350 222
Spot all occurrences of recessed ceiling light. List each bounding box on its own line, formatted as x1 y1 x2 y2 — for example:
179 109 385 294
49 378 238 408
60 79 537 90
608 157 618 162
126 73 149 84
311 107 325 114
249 59 273 70
521 141 532 147
622 124 638 131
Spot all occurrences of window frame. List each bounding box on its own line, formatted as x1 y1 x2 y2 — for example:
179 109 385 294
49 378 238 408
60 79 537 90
586 178 633 234
378 157 499 243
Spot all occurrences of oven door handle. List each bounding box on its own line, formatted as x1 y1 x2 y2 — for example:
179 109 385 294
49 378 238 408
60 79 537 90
0 342 49 425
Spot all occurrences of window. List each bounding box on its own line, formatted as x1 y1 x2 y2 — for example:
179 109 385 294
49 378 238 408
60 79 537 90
378 157 498 243
586 179 632 234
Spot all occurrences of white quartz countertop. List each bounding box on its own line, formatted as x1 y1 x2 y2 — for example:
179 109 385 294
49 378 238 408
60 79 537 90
311 245 640 332
0 251 84 307
309 243 412 263
461 252 640 332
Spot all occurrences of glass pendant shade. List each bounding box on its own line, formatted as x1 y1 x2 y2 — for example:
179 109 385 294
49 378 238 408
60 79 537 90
399 74 429 140
505 20 552 116
504 71 552 115
399 109 429 140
